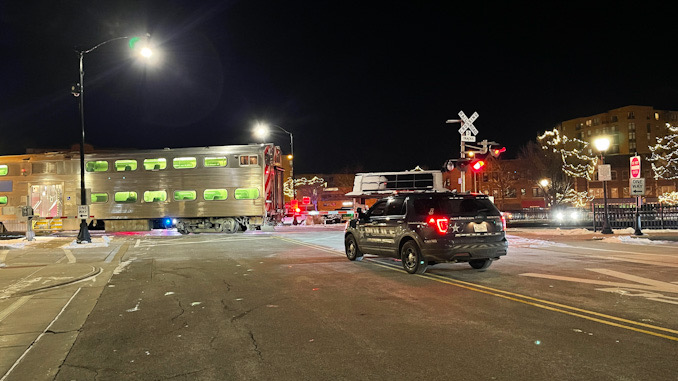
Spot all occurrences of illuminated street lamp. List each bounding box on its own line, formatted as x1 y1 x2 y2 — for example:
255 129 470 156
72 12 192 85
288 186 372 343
539 178 550 207
73 35 154 243
593 137 613 234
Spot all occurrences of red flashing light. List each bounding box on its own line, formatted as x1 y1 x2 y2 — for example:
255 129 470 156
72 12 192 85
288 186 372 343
428 216 449 234
295 207 301 213
471 160 485 172
491 147 506 157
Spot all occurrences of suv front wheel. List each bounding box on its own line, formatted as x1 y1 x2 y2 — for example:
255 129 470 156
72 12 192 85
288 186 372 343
401 241 427 274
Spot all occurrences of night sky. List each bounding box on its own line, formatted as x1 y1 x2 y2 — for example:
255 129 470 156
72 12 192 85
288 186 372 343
1 2 677 174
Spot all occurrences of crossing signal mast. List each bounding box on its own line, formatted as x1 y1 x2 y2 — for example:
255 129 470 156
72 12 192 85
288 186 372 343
445 111 505 192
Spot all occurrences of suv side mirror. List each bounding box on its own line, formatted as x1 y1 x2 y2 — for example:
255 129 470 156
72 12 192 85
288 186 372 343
357 207 368 221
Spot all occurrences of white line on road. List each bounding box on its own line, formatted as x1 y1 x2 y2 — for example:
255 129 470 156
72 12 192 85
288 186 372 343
0 250 8 266
134 239 140 248
0 295 33 323
0 287 82 381
143 236 274 247
62 249 76 264
520 269 678 294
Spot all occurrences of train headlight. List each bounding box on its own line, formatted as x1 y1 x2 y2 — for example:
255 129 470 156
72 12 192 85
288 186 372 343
554 212 565 221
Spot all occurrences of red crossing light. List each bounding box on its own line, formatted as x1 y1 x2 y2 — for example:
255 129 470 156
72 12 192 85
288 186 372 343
471 160 486 172
491 147 506 157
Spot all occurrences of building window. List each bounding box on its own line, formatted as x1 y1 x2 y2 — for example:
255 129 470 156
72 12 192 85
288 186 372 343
627 111 635 119
505 188 517 198
623 187 630 198
0 165 7 176
115 160 137 171
611 171 617 181
586 119 592 126
520 188 526 196
234 188 260 200
86 161 108 172
647 132 651 140
655 112 660 120
174 190 197 201
611 125 617 132
611 188 619 198
144 158 167 170
0 196 7 205
204 189 228 201
204 157 227 167
611 115 618 122
144 190 167 202
90 193 108 203
173 157 197 169
629 122 635 131
629 141 637 151
114 191 138 203
622 170 629 179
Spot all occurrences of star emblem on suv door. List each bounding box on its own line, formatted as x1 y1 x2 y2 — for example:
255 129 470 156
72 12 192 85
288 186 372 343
451 223 460 233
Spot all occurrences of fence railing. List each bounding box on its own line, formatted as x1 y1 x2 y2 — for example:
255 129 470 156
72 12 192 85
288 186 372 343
592 204 678 230
505 204 678 230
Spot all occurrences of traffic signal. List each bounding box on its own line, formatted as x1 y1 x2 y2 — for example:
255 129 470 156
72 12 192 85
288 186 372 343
490 146 506 157
470 159 486 173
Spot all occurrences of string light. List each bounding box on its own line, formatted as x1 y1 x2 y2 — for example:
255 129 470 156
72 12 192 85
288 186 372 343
538 128 598 180
283 176 326 198
648 123 678 180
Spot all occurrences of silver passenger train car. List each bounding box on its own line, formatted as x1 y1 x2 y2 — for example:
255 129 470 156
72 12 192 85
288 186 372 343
0 144 285 234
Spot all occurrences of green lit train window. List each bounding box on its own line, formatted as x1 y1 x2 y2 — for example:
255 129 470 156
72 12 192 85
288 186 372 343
204 157 227 167
144 158 167 170
144 190 167 202
234 188 260 200
115 160 137 171
173 157 196 169
174 190 197 201
86 161 108 172
0 165 7 176
91 193 108 203
114 191 138 203
0 196 7 205
204 189 227 201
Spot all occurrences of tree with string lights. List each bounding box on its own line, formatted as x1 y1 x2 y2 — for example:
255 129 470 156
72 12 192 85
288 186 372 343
648 123 678 180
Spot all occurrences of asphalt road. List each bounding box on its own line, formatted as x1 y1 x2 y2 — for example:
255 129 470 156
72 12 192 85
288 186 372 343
1 227 677 380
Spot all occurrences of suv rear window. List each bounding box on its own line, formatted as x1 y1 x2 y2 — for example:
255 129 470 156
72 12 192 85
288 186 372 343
413 197 500 217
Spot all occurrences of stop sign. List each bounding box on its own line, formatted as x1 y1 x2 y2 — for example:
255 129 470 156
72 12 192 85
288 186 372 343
630 156 641 179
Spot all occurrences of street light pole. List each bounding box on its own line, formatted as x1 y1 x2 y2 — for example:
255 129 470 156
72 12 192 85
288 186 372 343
593 137 613 235
74 35 152 243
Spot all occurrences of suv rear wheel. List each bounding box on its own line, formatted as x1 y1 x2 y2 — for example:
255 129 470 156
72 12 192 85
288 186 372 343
469 258 493 271
401 241 427 274
345 235 364 261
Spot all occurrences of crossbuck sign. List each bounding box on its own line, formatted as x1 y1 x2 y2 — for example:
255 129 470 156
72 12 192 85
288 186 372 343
458 111 479 142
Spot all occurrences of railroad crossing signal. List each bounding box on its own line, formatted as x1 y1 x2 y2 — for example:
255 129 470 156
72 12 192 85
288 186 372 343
458 111 479 135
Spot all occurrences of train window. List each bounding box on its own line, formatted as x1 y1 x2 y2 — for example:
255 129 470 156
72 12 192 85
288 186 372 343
239 155 258 166
173 157 197 169
234 188 260 200
204 189 228 201
0 165 8 176
144 190 167 203
115 160 138 171
91 193 108 203
86 161 108 172
114 191 138 203
174 190 197 201
0 196 7 205
204 157 227 167
144 158 167 170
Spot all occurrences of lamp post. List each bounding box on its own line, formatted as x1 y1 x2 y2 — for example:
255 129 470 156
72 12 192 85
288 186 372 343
539 178 550 208
73 35 153 243
593 137 613 234
253 122 295 200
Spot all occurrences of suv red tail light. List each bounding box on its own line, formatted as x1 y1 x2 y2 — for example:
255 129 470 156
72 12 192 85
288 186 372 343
500 214 507 231
428 217 449 234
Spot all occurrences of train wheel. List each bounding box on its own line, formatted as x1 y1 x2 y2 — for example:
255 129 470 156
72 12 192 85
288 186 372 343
220 219 237 234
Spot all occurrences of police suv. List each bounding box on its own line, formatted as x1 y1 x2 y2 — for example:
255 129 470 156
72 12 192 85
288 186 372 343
344 171 508 274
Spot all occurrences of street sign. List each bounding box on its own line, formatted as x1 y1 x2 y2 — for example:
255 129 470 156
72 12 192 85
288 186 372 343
598 164 612 181
461 130 476 142
78 205 89 219
630 178 645 195
630 155 641 179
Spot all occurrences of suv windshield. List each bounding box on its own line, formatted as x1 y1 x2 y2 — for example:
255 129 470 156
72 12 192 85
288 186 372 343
412 196 500 217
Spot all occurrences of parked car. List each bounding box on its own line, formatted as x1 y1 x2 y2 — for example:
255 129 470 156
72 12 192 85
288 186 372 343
344 191 508 274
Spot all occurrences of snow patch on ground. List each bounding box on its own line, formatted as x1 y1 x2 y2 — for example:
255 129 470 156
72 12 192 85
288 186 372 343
0 236 58 249
62 236 111 249
113 259 134 274
600 235 675 245
506 235 569 248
